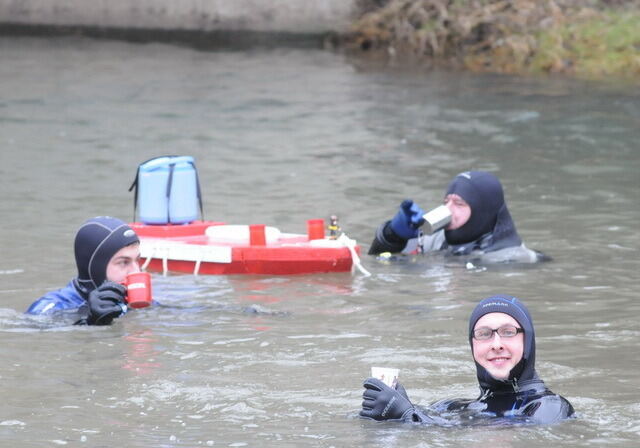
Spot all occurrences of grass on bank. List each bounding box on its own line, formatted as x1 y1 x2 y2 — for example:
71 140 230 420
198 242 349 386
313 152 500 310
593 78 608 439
346 1 640 81
531 10 640 79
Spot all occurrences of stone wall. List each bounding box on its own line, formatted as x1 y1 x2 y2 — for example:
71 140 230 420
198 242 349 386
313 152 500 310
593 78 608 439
0 0 359 34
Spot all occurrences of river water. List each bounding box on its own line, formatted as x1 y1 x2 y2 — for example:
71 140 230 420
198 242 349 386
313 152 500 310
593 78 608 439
0 36 638 447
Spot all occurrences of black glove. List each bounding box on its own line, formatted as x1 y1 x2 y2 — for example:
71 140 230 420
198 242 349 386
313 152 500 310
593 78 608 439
395 382 409 400
87 281 127 325
360 378 415 421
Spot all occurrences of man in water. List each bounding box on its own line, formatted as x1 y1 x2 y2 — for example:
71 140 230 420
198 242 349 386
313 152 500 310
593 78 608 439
26 216 141 325
369 171 546 263
360 295 575 425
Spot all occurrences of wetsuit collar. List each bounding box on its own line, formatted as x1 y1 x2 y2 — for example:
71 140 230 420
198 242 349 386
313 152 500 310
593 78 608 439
480 373 545 396
72 277 92 300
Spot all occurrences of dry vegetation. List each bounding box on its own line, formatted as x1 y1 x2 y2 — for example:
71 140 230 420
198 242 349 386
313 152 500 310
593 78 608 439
342 0 640 79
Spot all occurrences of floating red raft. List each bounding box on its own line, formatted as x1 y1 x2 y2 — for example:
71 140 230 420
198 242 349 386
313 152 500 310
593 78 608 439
130 220 363 275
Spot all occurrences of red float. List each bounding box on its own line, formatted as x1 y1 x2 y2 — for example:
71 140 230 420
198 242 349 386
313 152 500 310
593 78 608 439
130 220 362 276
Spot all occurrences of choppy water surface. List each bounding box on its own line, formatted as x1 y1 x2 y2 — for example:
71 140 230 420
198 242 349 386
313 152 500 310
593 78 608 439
0 37 638 447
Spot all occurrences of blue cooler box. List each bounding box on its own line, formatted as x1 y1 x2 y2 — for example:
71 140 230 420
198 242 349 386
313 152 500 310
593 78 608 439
136 156 200 224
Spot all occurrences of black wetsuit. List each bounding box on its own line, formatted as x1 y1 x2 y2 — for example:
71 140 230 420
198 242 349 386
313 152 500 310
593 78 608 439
406 377 574 426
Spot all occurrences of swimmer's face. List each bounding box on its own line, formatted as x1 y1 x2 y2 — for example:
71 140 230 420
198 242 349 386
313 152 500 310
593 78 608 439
472 313 524 380
105 243 141 283
444 194 471 230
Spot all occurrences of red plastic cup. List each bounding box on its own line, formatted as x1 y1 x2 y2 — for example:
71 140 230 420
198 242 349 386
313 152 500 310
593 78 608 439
123 272 153 309
249 224 266 246
307 219 325 240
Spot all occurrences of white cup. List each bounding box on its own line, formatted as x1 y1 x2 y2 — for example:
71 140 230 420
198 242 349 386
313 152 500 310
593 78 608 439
371 366 399 388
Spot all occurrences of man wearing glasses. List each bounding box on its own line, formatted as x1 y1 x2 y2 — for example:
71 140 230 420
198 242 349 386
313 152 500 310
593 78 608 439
360 295 575 425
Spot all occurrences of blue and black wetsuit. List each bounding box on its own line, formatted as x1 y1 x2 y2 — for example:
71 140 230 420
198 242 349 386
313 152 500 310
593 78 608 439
26 278 128 325
26 279 89 324
26 280 86 316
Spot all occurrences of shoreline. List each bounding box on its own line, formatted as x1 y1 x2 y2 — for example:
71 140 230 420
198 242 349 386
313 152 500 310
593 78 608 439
339 0 640 82
0 23 329 50
1 1 638 82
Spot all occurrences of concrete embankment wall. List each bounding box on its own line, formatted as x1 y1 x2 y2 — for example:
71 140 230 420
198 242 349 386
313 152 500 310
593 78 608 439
0 0 359 36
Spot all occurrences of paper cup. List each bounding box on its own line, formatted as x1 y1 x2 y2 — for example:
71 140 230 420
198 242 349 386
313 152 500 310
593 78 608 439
124 272 153 309
371 366 399 388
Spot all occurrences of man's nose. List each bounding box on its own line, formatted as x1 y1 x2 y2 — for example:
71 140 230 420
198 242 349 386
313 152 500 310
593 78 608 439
490 333 504 349
444 199 455 213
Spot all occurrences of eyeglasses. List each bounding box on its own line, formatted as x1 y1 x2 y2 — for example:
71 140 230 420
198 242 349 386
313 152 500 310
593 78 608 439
473 325 523 340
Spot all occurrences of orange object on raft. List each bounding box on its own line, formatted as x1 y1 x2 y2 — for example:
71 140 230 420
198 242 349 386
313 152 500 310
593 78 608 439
129 220 362 275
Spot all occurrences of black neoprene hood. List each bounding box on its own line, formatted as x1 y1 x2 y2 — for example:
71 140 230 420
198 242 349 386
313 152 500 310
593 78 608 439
444 171 505 245
468 294 537 390
74 216 139 290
